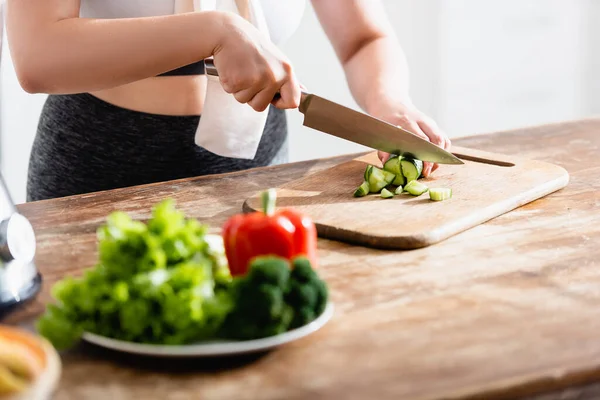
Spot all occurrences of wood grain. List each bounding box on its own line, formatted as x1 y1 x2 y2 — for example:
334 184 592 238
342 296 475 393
243 146 569 249
4 118 600 400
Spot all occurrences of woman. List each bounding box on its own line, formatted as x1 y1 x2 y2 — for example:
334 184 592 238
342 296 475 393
6 0 450 202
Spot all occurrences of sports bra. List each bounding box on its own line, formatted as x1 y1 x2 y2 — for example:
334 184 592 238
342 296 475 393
79 0 306 76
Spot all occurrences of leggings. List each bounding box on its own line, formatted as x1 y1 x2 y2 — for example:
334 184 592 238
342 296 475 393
26 93 288 202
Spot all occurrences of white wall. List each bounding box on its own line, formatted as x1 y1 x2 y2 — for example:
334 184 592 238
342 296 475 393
282 0 444 161
2 0 599 204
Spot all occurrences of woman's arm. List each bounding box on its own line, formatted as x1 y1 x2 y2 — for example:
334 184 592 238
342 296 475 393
6 0 300 111
312 0 449 176
6 0 223 93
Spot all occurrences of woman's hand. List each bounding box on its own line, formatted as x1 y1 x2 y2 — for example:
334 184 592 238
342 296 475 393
369 99 451 178
213 13 302 112
311 0 451 178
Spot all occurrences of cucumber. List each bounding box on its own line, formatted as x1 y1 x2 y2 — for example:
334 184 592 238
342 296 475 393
401 158 423 183
353 181 370 197
392 173 405 186
383 170 396 184
404 180 429 196
429 188 452 201
364 165 374 181
394 185 403 195
368 166 395 193
380 188 394 199
383 155 405 186
383 155 402 175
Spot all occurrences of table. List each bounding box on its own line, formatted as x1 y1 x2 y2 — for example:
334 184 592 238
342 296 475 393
6 118 600 400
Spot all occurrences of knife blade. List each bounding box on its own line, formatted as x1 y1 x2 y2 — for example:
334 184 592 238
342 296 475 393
204 59 463 165
298 93 463 165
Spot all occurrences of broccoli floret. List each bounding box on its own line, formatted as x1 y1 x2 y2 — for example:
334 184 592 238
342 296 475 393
286 257 329 329
218 257 294 340
218 256 329 340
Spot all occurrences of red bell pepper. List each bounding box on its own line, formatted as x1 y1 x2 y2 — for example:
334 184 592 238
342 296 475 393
222 189 318 276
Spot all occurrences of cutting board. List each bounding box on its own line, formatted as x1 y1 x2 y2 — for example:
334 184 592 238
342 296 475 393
243 146 570 249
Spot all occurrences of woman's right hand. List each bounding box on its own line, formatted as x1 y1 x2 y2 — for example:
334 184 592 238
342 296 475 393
212 13 301 112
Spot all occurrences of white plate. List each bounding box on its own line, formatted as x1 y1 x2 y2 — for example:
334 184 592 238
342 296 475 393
82 302 334 357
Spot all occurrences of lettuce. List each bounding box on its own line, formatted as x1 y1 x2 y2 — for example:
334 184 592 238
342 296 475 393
36 199 232 350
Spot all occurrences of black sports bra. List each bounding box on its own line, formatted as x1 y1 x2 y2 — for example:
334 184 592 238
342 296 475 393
158 60 205 76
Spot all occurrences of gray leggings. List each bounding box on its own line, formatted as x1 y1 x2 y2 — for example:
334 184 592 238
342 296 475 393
26 93 288 202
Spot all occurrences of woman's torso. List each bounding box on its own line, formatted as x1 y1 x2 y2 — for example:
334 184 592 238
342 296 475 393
80 0 306 116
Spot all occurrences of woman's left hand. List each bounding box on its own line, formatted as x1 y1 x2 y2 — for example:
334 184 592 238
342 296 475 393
369 99 451 179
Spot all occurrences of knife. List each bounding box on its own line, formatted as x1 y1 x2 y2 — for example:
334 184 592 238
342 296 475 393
204 59 463 165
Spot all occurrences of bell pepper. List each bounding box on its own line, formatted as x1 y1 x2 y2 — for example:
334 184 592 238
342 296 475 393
222 189 318 276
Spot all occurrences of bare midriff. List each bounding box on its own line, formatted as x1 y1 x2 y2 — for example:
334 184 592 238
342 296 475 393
88 75 208 116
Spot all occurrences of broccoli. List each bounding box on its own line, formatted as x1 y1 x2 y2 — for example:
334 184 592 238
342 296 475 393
286 257 329 329
218 256 293 340
218 255 329 340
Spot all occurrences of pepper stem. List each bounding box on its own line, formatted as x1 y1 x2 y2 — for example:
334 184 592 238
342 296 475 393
261 189 277 215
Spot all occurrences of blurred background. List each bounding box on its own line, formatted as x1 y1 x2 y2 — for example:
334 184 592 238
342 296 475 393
1 0 599 204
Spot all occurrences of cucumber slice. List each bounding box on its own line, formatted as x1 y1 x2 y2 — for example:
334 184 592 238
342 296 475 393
383 155 402 175
392 173 405 186
383 170 396 184
353 181 370 197
404 180 429 196
380 188 394 199
429 188 452 201
368 167 388 193
384 155 405 186
364 165 374 181
368 166 395 193
394 186 403 195
401 158 423 183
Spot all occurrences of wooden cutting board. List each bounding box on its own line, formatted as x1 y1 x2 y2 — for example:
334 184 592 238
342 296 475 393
243 146 570 249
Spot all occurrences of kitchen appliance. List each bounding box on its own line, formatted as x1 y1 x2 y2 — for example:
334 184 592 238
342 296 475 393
203 59 463 165
0 1 42 318
0 175 41 318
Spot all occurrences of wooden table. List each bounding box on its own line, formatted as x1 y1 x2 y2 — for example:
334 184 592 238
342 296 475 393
6 118 600 400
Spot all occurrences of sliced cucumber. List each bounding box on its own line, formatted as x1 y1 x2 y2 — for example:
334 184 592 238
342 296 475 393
394 185 403 195
401 158 423 183
380 188 394 199
429 187 452 201
383 155 402 175
383 170 396 184
383 155 405 186
368 167 388 193
364 165 374 181
383 171 396 185
368 166 395 193
392 174 405 186
404 180 429 196
353 181 370 197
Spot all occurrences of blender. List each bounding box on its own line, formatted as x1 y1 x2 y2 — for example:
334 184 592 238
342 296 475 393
0 1 42 318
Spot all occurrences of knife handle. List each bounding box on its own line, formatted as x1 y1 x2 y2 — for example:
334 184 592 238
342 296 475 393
205 58 310 110
204 58 219 77
272 92 311 112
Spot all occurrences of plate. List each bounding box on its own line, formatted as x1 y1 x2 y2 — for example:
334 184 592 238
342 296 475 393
81 302 334 357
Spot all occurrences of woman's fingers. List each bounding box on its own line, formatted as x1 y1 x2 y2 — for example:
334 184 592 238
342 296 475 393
418 118 446 149
376 120 434 176
233 86 261 105
370 102 450 178
401 120 435 178
248 85 280 112
378 151 391 164
418 117 451 174
272 74 301 110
